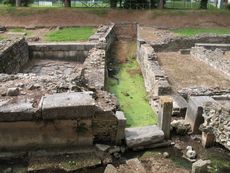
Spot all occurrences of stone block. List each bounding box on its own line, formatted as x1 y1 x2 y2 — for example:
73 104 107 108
115 111 126 144
202 132 215 148
0 99 38 122
40 92 96 120
125 125 164 148
158 96 173 139
192 159 211 173
185 96 215 134
0 120 93 150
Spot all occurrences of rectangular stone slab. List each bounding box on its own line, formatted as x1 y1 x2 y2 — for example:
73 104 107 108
185 96 215 134
125 125 164 148
41 92 96 120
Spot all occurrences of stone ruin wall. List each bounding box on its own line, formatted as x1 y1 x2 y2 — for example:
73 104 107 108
201 102 230 150
149 35 230 52
0 38 29 74
191 46 230 78
137 43 171 97
0 24 126 151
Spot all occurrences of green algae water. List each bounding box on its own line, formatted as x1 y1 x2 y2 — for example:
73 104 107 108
106 41 157 127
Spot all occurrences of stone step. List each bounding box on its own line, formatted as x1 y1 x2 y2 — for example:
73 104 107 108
125 125 164 149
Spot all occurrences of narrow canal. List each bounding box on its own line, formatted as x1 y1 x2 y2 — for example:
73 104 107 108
106 40 157 127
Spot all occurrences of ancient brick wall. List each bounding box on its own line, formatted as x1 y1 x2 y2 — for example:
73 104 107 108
0 38 29 74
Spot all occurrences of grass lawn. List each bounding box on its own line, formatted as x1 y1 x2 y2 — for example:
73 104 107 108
107 42 157 127
45 27 95 42
173 28 230 36
8 28 32 36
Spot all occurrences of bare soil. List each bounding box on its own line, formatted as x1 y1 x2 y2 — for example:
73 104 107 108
157 52 230 90
1 9 230 28
138 26 176 42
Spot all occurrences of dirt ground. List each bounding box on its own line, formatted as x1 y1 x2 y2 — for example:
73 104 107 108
138 26 176 42
157 52 230 90
1 8 230 28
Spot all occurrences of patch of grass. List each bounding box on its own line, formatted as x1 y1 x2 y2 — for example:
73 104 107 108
107 42 157 127
8 28 32 36
45 27 95 42
172 28 230 36
0 35 4 40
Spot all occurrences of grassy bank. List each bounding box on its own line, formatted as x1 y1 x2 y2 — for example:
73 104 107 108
172 28 230 36
45 27 95 42
107 41 157 127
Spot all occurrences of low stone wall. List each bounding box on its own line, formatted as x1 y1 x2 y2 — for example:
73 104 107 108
201 102 230 150
114 22 137 40
150 35 230 52
83 48 106 90
0 38 29 74
0 91 124 150
137 43 171 96
29 42 96 62
191 46 230 78
195 43 230 51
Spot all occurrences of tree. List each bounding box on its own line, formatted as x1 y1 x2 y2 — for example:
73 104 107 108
110 0 118 8
64 0 71 7
200 0 208 9
158 0 164 9
16 0 21 7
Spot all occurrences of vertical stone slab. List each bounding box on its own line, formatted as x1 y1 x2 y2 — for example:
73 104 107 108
185 96 215 134
115 111 126 145
158 96 173 139
202 132 215 148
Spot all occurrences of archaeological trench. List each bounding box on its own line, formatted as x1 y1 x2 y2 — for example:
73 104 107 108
0 23 230 172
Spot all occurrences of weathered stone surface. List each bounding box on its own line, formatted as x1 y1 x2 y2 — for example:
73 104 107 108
83 48 106 90
195 43 230 51
125 158 146 173
179 49 190 54
192 159 211 173
171 93 188 116
104 164 118 173
95 144 110 152
185 96 216 134
191 46 230 77
158 96 173 139
200 102 230 150
6 87 20 96
41 92 96 120
0 38 29 74
115 111 126 144
125 125 164 148
0 99 37 121
137 43 171 96
171 120 191 135
0 120 93 150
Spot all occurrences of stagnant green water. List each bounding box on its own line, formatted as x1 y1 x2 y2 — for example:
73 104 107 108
106 41 157 127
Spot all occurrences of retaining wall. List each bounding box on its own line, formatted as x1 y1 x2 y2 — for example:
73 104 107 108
28 42 96 62
0 38 29 74
137 43 171 96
